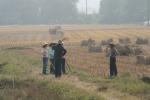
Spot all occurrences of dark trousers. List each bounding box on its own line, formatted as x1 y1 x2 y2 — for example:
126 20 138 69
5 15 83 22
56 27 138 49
42 57 48 75
55 59 62 78
110 57 118 77
61 58 66 74
50 59 55 74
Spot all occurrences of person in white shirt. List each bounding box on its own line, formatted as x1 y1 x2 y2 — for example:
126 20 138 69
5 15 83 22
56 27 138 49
42 42 49 75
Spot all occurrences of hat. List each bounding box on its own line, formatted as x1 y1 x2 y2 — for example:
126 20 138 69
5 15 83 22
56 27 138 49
58 40 63 44
49 42 57 46
43 42 48 46
109 43 115 47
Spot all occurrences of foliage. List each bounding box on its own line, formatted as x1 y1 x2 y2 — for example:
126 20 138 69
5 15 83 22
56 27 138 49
99 0 148 24
0 0 78 24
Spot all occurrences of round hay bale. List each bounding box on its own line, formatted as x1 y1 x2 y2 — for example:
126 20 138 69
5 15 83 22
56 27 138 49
81 39 95 47
81 40 89 46
132 46 143 55
136 55 145 64
101 39 113 45
115 44 131 56
142 77 150 84
49 26 64 35
146 56 150 65
136 38 149 45
136 55 150 65
119 38 131 44
49 26 64 40
49 28 57 35
88 45 102 53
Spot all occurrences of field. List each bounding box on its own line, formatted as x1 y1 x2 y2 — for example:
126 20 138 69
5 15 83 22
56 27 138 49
0 25 150 100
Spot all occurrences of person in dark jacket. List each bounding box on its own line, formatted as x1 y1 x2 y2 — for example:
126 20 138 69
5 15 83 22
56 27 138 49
53 40 67 78
60 41 67 74
106 43 119 78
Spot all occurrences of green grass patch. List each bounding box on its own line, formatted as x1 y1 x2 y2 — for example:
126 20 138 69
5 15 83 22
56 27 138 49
70 66 150 100
0 77 104 100
111 77 150 99
0 48 104 100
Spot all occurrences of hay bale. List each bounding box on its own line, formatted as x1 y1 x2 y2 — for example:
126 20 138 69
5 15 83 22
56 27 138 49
81 40 89 46
116 44 143 56
136 38 149 45
119 38 131 44
115 44 131 56
49 28 56 34
146 56 150 65
49 26 64 40
131 46 143 55
49 26 64 35
136 55 150 65
81 39 95 47
88 45 102 53
136 55 146 64
142 77 150 84
101 39 113 45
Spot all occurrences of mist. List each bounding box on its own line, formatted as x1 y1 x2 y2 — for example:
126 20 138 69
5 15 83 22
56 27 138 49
0 0 149 25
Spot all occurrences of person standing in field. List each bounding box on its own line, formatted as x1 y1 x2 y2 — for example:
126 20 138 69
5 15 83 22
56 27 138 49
48 43 55 74
42 42 49 75
53 40 67 78
60 41 67 74
106 43 119 79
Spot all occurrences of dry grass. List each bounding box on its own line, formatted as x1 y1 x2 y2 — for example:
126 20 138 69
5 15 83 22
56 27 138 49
0 25 150 77
0 25 150 99
0 25 150 45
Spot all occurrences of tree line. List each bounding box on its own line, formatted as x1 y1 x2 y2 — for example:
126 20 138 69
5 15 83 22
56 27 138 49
0 0 149 25
99 0 149 24
0 0 78 25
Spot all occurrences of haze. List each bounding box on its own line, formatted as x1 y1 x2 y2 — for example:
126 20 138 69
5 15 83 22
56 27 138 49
77 0 101 14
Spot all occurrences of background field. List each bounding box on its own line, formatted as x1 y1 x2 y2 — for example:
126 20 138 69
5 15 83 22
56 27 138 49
0 25 150 100
1 25 150 45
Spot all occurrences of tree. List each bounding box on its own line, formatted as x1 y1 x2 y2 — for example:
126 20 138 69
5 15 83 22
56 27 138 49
39 0 78 24
0 0 78 25
0 0 39 24
99 0 148 24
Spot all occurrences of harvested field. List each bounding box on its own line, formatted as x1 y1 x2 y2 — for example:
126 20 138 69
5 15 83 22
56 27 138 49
1 25 150 100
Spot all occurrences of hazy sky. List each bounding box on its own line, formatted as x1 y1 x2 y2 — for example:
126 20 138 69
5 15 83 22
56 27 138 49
77 0 101 14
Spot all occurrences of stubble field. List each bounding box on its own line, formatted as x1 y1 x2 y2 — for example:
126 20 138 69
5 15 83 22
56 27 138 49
0 25 150 100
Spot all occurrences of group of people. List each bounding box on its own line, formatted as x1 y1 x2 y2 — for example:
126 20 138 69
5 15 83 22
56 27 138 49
42 40 67 78
42 40 118 79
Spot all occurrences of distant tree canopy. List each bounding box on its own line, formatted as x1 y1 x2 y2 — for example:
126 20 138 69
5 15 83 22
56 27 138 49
1 0 148 25
99 0 149 24
0 0 78 25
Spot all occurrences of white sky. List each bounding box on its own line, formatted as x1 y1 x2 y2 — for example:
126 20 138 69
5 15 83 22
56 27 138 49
77 0 101 14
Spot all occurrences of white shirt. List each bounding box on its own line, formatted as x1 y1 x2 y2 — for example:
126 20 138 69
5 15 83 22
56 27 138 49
42 47 49 58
